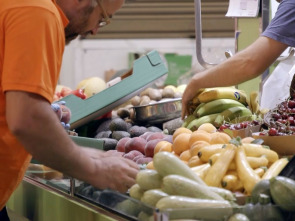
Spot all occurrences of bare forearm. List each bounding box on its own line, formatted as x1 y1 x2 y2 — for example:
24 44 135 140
191 37 287 89
6 92 96 183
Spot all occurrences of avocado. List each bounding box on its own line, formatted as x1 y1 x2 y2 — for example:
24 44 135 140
128 125 148 137
147 126 162 133
111 131 131 141
97 138 118 151
95 130 112 139
163 117 184 135
109 118 128 132
95 119 112 134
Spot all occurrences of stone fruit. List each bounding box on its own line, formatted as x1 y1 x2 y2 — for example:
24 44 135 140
116 137 131 152
124 137 147 154
146 132 166 142
123 150 143 161
144 139 163 158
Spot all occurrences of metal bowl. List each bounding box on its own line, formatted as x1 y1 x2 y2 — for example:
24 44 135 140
131 98 182 124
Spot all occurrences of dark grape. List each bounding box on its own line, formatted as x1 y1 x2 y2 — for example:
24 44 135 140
288 100 295 108
268 128 278 136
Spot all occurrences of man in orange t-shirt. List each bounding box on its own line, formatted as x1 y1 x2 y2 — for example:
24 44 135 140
0 0 139 218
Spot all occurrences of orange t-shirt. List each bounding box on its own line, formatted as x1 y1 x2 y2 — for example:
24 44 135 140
0 0 68 209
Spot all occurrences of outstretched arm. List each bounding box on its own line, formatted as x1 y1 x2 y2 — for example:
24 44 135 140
182 36 288 118
5 91 139 192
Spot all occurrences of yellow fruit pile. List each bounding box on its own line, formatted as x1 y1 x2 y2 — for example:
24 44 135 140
147 123 288 195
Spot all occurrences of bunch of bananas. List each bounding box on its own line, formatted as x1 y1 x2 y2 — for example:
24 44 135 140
183 87 262 131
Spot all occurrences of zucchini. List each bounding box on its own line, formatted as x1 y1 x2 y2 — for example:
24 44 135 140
242 143 279 163
269 176 295 212
153 152 206 185
140 189 168 207
262 158 288 180
161 174 224 200
228 213 250 221
235 147 261 194
129 184 145 200
156 195 233 220
136 169 162 190
208 186 236 202
204 144 236 187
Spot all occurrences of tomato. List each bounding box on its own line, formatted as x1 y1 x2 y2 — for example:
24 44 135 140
71 89 87 99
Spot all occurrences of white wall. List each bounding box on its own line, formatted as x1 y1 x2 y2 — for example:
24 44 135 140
59 38 235 89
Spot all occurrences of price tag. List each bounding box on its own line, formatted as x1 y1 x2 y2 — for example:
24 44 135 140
226 0 260 17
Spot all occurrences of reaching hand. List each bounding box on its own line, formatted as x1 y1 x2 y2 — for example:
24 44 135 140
181 80 200 119
51 101 71 130
91 156 139 193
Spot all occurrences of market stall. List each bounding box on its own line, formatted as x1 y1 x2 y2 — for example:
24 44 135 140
6 1 295 221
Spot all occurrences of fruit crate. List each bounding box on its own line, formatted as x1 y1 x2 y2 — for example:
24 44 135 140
59 50 168 130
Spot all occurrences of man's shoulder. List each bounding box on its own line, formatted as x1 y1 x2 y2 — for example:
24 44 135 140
0 0 57 14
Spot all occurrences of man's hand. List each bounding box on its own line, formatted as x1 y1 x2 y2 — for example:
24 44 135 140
91 156 139 193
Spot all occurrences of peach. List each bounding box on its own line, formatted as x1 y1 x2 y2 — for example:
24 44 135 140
144 139 162 158
154 140 173 155
172 133 191 155
123 150 143 161
139 131 154 140
146 132 166 142
172 127 192 142
188 130 211 147
179 149 192 162
124 137 147 154
116 137 132 152
197 123 217 133
210 132 231 144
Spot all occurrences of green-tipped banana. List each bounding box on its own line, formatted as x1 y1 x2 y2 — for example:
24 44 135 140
229 114 258 124
182 114 196 128
214 106 252 127
193 87 248 105
196 99 246 118
192 102 206 116
187 113 219 131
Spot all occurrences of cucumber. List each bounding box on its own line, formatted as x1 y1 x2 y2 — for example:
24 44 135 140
156 195 233 220
153 151 206 185
140 189 168 207
136 169 162 190
161 174 224 201
269 176 295 212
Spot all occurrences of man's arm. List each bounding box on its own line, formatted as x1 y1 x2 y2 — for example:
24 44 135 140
5 91 139 192
182 36 288 118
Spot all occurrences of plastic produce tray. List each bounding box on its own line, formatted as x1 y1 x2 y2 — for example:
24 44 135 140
59 50 168 129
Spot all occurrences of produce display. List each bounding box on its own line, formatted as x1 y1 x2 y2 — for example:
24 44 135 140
29 82 295 221
259 96 295 136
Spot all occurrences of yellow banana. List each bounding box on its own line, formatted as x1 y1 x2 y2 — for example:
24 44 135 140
182 114 196 128
193 87 248 105
250 91 260 115
196 98 246 118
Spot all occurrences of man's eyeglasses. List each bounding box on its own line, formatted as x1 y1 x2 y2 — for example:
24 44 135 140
97 0 111 27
